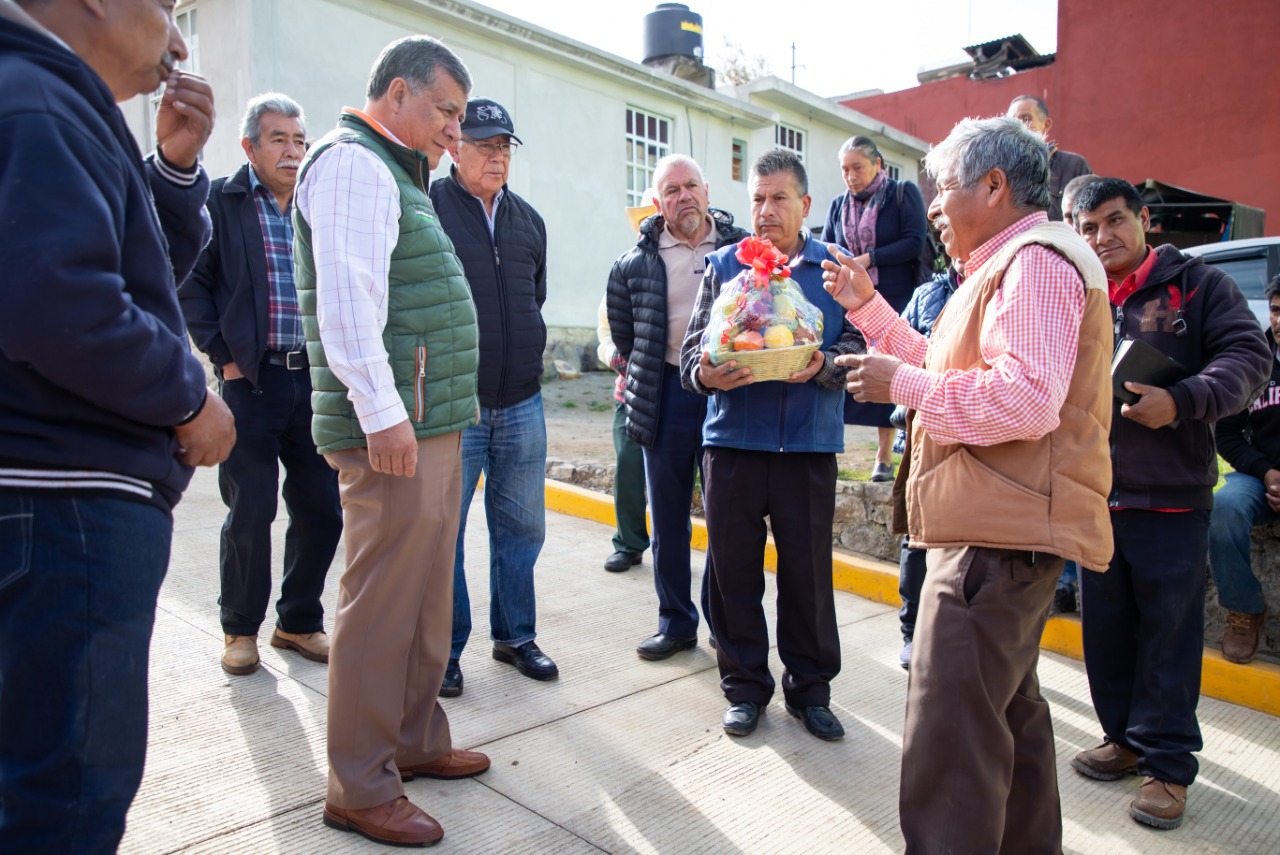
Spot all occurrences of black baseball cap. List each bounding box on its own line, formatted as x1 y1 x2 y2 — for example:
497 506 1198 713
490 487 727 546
461 98 522 144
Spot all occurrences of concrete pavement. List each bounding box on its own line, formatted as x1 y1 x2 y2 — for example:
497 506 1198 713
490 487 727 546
120 468 1280 853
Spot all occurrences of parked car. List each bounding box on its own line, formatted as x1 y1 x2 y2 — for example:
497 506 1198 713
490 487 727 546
1183 236 1280 329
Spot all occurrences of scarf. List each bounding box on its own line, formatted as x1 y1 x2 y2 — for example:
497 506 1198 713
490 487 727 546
842 169 889 285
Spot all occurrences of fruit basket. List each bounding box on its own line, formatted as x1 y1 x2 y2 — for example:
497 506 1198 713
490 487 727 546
703 236 824 382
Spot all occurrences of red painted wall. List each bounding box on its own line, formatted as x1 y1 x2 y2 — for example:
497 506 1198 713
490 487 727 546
845 0 1280 235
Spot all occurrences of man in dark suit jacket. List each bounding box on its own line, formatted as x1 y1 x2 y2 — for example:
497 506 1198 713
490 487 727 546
180 93 342 676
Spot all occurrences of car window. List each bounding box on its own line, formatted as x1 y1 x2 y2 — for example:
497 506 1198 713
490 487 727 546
1199 251 1269 299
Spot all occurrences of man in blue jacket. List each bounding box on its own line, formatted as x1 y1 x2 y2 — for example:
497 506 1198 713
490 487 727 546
428 99 556 693
1071 178 1269 830
0 0 235 850
181 93 343 676
681 150 864 740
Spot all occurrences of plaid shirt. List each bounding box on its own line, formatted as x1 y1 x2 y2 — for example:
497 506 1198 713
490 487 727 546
248 166 304 352
848 212 1085 446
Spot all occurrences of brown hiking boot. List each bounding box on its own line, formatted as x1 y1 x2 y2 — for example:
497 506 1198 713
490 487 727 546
1130 777 1187 829
221 635 260 676
1070 740 1140 781
1222 608 1266 664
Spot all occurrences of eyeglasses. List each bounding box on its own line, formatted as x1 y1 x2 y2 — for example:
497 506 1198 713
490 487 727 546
461 138 519 157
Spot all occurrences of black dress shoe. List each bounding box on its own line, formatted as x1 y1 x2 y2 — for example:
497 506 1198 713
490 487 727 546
636 633 697 661
438 658 462 697
492 641 559 680
722 701 761 736
786 703 845 741
604 550 642 572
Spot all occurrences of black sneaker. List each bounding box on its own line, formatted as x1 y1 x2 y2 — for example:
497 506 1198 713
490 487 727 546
1049 586 1078 617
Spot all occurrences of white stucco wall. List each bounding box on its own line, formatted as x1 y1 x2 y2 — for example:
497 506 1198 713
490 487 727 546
122 0 929 333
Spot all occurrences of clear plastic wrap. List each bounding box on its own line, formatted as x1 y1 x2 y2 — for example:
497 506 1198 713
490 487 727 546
701 236 823 377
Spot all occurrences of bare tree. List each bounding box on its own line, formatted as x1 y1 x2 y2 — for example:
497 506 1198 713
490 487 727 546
713 37 771 86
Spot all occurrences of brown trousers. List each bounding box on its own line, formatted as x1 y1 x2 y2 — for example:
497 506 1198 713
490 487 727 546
324 433 461 809
900 546 1063 855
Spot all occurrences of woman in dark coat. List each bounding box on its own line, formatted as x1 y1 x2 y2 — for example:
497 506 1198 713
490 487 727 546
822 135 928 481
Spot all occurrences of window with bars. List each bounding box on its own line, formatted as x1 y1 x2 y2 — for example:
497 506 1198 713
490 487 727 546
731 139 746 182
885 163 901 180
625 107 670 206
774 124 805 162
147 5 200 150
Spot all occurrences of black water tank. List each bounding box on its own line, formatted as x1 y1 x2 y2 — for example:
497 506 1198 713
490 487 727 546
643 3 703 64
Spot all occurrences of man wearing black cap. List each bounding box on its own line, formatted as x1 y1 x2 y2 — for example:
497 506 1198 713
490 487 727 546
429 97 554 695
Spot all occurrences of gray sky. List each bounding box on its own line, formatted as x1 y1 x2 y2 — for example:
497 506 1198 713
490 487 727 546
475 0 1059 97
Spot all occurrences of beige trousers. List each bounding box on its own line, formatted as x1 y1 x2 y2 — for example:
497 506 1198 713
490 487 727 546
324 433 461 809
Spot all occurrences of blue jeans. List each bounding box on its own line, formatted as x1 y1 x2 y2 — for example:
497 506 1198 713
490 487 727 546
1056 561 1078 593
0 493 170 853
452 392 547 658
1208 471 1277 614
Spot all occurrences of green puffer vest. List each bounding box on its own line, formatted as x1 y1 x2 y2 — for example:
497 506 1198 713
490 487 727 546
293 113 479 454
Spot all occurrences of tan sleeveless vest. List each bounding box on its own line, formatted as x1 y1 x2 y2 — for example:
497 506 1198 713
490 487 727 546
892 221 1114 571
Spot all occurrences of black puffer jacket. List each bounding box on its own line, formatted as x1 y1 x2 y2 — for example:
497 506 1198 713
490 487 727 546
606 209 747 448
429 166 547 409
1111 244 1270 509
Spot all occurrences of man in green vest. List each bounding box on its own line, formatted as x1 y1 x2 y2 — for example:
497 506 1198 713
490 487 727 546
293 35 488 848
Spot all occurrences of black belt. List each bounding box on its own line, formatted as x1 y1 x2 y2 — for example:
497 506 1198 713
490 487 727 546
264 350 307 370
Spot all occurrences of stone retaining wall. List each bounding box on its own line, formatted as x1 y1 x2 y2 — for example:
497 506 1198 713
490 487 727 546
546 457 1280 660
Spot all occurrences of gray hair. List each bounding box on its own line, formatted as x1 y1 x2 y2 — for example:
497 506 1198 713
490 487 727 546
367 35 472 101
923 116 1051 211
752 149 808 197
239 93 305 144
838 135 883 168
652 154 706 191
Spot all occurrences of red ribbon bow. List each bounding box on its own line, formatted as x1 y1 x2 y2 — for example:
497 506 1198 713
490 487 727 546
735 236 792 288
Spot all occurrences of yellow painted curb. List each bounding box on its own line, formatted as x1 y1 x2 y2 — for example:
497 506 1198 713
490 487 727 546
543 479 1280 717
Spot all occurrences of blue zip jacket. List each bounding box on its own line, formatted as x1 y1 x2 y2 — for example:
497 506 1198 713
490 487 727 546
0 15 211 511
692 233 862 453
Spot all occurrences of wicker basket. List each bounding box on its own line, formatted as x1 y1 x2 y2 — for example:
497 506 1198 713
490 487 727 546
712 343 819 382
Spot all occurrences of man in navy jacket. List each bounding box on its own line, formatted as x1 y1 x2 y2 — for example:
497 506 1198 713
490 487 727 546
180 93 342 677
0 0 234 850
428 98 555 694
1208 274 1280 664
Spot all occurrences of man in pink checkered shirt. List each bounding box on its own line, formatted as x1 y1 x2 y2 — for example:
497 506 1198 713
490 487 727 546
824 116 1114 854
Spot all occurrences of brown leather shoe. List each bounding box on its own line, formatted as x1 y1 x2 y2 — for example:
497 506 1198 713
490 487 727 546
1070 740 1140 781
322 795 443 847
1222 608 1266 664
1130 777 1187 830
270 628 330 663
399 748 491 782
221 635 259 676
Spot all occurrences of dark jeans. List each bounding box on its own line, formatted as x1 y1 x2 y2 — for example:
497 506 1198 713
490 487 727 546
612 399 649 554
642 365 711 640
898 537 926 641
703 446 840 708
1081 509 1208 786
218 363 342 636
0 492 170 853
